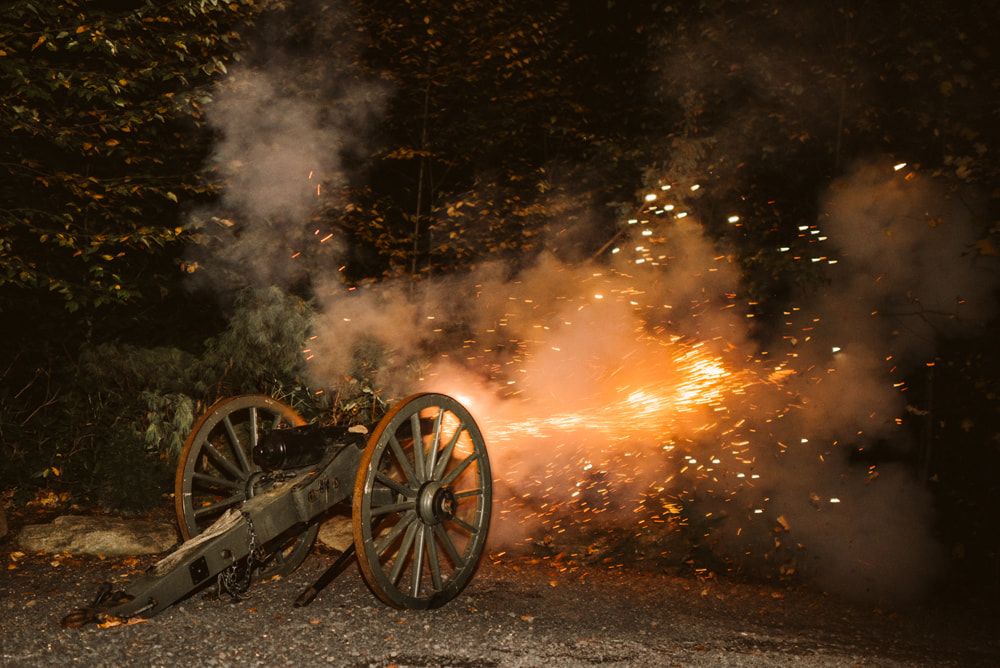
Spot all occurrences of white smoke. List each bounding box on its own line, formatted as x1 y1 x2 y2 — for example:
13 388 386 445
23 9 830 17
184 66 386 294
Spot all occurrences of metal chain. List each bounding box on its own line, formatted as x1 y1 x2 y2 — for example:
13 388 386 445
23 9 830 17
218 511 260 601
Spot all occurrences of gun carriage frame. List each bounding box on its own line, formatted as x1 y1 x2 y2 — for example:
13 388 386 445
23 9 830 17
63 392 493 627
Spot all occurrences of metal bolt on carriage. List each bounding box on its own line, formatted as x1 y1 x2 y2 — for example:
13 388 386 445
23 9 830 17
62 392 493 627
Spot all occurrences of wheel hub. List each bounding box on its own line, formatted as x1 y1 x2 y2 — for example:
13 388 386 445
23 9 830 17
417 481 457 525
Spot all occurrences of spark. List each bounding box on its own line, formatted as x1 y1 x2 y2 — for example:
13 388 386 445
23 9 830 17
481 337 750 445
399 171 911 570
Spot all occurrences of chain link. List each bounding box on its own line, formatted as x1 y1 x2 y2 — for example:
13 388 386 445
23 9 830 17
218 511 260 601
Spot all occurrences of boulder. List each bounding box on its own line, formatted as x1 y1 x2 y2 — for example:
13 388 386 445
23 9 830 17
318 514 353 552
17 515 178 556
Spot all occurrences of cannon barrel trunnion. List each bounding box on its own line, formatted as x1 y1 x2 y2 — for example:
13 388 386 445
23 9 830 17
62 393 493 627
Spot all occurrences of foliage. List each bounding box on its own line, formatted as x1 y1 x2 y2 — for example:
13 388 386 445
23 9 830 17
251 0 666 279
86 422 176 516
0 287 319 512
0 0 265 313
204 286 314 394
0 0 271 512
847 0 1000 191
636 0 1000 316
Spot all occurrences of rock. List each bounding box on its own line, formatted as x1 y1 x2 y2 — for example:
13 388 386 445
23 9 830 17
17 515 178 557
318 514 354 552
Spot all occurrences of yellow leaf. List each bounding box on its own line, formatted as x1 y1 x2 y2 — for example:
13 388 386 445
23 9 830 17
31 36 47 51
105 139 120 146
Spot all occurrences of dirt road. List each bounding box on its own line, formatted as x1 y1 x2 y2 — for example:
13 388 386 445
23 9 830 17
2 547 997 667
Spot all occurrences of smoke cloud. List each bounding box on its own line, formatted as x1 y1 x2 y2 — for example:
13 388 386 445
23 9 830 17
300 159 995 605
735 161 997 603
184 66 386 294
187 9 998 607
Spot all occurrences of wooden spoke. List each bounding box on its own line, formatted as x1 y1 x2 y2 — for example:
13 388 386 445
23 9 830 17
175 395 318 579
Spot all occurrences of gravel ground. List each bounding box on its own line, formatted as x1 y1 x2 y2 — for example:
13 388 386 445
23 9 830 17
2 546 998 668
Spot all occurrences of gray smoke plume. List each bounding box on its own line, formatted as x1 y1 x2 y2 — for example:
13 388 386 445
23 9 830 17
734 160 997 603
184 66 386 294
302 158 995 606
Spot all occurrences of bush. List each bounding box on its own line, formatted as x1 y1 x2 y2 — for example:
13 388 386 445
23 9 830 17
0 287 326 514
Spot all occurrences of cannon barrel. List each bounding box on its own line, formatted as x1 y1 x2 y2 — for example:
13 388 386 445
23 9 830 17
254 425 367 470
253 415 437 471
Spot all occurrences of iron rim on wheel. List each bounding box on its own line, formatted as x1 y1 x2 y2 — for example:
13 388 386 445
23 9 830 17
353 393 493 609
174 394 319 578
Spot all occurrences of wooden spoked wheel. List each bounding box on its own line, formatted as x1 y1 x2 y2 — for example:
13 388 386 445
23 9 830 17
353 393 493 609
174 394 319 578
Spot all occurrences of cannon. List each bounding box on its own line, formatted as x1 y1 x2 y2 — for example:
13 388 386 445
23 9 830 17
62 392 492 627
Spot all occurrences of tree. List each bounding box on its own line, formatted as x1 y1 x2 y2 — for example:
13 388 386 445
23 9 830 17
338 0 667 276
633 0 1000 317
0 0 264 316
0 0 269 510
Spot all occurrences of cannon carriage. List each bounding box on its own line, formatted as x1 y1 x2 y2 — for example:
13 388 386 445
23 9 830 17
63 392 492 627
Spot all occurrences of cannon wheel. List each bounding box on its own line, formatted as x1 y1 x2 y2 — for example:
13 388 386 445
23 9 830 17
174 394 320 578
353 393 492 609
